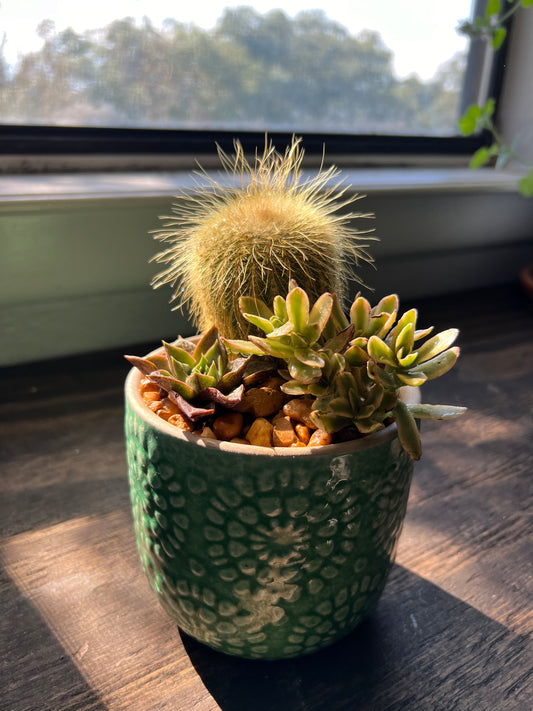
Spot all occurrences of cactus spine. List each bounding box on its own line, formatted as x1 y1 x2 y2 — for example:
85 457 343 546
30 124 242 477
151 137 372 339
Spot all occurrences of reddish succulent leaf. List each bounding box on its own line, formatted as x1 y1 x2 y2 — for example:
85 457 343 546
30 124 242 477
196 384 245 408
124 355 158 377
167 391 215 421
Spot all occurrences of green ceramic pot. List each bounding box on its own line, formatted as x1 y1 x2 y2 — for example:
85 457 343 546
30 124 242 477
125 357 416 660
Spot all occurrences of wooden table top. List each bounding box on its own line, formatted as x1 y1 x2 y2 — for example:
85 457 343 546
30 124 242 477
1 285 532 711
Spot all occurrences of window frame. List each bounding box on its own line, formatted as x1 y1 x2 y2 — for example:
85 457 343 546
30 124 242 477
0 2 511 166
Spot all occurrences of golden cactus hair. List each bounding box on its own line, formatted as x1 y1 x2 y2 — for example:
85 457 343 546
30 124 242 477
151 136 374 339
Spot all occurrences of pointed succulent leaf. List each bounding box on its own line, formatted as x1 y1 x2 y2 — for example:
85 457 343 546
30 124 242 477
323 324 354 354
406 403 467 420
125 355 160 377
367 294 398 337
288 278 299 291
192 325 218 361
395 322 415 356
366 361 397 388
368 313 394 338
364 382 385 409
190 372 217 391
344 344 368 367
350 336 368 348
173 337 195 354
301 322 322 345
396 371 428 387
150 354 173 371
202 339 224 368
248 335 294 359
273 294 288 322
410 347 460 381
169 356 190 383
354 413 385 434
268 321 296 338
367 335 397 367
239 296 273 321
413 326 434 342
206 360 220 380
242 313 276 334
286 286 309 333
323 352 346 380
217 356 250 393
323 292 350 340
356 418 386 434
308 292 334 330
287 332 304 348
350 295 371 334
310 406 349 433
241 358 278 386
308 381 330 397
372 293 398 318
288 357 322 384
222 338 265 356
416 328 459 363
163 341 196 369
150 373 197 399
358 404 379 420
382 391 398 410
390 309 417 351
281 380 312 396
374 293 399 313
397 350 418 369
294 348 326 368
326 397 356 419
195 354 208 373
167 390 215 421
394 399 422 460
195 384 245 408
334 371 358 401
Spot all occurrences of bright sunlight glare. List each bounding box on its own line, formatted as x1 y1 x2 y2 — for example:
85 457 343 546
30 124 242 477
0 0 472 80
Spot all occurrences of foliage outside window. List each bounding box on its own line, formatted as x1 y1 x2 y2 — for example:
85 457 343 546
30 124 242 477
0 7 468 137
458 0 533 196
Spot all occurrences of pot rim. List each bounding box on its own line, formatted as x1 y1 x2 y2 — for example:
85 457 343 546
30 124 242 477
125 343 420 459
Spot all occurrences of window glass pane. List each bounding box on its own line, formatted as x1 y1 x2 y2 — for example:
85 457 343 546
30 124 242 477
1 1 474 135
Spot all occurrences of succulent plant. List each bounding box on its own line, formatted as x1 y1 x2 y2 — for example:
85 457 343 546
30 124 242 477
223 279 354 395
151 136 373 340
125 326 249 421
226 283 466 459
311 369 398 435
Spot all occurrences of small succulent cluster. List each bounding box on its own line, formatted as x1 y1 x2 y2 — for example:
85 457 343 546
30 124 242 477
128 282 465 460
125 326 251 422
224 281 465 459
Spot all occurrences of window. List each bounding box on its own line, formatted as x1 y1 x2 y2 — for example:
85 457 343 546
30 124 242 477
0 1 504 159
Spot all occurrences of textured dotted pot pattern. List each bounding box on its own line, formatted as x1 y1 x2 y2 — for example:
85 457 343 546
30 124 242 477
125 358 416 660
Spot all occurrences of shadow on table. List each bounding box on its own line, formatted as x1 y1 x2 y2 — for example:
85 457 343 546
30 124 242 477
181 565 530 711
1 564 108 711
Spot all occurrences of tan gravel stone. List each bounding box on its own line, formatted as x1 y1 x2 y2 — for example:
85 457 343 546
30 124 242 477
308 428 333 447
283 398 316 428
245 418 273 447
272 415 298 447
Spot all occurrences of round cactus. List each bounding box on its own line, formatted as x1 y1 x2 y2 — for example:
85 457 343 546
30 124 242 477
151 137 373 339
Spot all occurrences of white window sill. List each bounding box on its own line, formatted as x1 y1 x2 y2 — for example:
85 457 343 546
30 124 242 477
0 166 529 205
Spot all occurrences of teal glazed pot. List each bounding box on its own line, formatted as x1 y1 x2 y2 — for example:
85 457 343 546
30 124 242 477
125 361 416 660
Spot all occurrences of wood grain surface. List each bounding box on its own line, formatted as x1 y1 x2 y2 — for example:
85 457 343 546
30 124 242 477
1 285 531 711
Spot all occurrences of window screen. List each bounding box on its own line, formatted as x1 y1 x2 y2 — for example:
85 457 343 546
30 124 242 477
1 1 476 137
